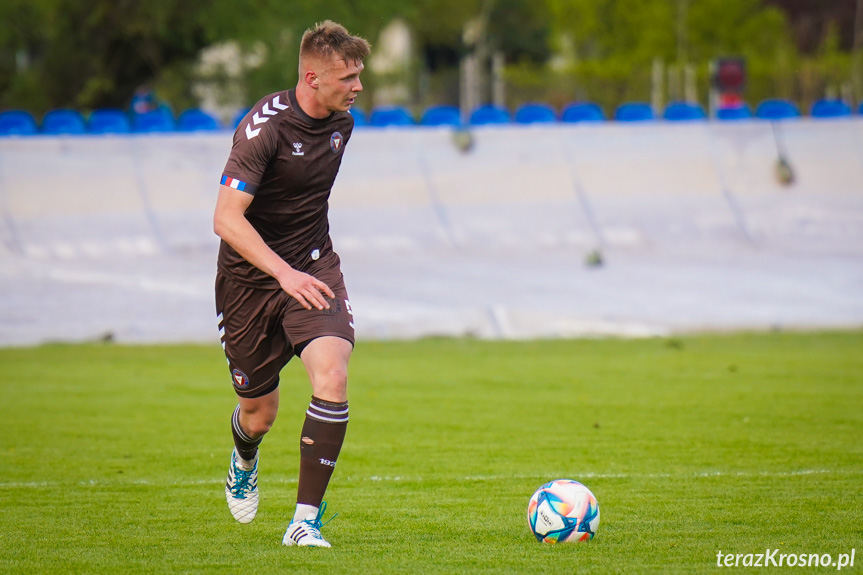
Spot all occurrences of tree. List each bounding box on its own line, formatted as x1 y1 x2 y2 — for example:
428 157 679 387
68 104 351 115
528 0 803 111
0 0 410 115
1 0 213 114
1 0 857 117
764 0 859 53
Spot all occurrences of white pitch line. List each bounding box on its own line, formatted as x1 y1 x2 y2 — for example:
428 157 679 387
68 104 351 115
0 469 857 490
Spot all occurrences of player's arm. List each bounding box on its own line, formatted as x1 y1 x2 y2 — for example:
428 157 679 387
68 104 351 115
213 184 334 310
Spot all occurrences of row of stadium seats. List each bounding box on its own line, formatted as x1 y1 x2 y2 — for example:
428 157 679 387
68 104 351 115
0 107 219 136
1 98 859 136
355 98 860 126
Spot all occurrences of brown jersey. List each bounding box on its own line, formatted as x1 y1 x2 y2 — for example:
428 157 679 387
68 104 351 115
219 89 354 287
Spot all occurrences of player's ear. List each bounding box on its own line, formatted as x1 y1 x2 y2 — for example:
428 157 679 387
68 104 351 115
304 70 319 90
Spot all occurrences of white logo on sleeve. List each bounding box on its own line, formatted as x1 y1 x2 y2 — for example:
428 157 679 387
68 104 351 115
244 94 288 140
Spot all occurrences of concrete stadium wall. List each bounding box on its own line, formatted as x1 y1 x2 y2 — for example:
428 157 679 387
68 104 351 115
1 120 862 345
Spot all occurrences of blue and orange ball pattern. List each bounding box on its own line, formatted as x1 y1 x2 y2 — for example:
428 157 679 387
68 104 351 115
528 479 600 543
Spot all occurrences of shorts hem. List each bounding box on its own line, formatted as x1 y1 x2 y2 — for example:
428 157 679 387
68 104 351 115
293 332 356 358
235 377 280 400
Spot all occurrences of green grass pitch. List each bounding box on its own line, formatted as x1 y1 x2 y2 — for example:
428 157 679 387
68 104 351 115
2 331 861 573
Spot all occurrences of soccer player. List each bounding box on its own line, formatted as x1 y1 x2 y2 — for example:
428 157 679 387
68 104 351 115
213 21 370 548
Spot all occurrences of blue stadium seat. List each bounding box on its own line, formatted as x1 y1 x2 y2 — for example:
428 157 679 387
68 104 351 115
88 109 131 134
0 110 38 136
469 104 510 125
514 103 556 124
810 99 851 118
132 107 175 133
560 102 605 123
662 101 706 121
420 105 461 126
41 109 86 134
716 105 752 121
177 108 220 131
755 99 800 120
614 102 654 122
370 106 415 127
349 107 367 126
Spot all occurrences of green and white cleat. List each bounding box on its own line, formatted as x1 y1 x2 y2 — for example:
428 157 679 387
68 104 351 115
225 449 259 524
282 503 335 548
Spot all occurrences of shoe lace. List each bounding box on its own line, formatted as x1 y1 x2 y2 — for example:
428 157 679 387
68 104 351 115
230 463 255 498
306 501 338 531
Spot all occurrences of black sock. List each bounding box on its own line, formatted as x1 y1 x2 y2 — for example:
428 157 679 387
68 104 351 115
297 396 348 506
231 405 262 462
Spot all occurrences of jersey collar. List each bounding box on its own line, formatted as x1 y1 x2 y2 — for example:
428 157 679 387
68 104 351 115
288 89 336 126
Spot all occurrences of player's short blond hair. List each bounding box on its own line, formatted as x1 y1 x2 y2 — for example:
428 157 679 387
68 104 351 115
300 20 371 65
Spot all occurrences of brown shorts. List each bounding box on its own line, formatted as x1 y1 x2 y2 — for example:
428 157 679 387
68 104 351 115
215 256 355 398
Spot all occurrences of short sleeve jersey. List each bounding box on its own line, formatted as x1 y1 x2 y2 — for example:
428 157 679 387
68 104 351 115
218 89 354 287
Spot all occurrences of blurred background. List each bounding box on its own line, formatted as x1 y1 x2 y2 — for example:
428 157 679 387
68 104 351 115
1 0 862 345
1 0 862 124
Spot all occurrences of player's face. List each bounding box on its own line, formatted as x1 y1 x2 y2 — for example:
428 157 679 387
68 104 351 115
317 56 364 113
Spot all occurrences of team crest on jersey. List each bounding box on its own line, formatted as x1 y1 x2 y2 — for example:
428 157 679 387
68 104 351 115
330 132 343 153
232 369 250 389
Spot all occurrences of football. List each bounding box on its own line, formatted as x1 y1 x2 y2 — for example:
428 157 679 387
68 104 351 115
527 479 600 543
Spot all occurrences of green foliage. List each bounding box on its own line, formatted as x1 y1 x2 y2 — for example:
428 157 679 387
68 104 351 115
410 0 481 50
0 0 414 115
1 332 862 573
0 0 858 116
0 0 215 114
505 0 857 114
686 0 790 61
182 0 415 112
546 0 674 63
487 0 552 63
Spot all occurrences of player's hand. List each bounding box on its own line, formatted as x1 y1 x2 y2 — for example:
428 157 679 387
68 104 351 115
277 268 335 311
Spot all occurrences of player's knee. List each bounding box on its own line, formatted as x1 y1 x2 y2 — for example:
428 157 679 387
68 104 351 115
244 419 273 438
312 370 347 403
319 365 348 389
328 363 348 386
243 412 277 437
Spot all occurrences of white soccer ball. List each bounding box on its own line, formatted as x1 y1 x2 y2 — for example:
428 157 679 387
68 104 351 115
527 479 600 543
